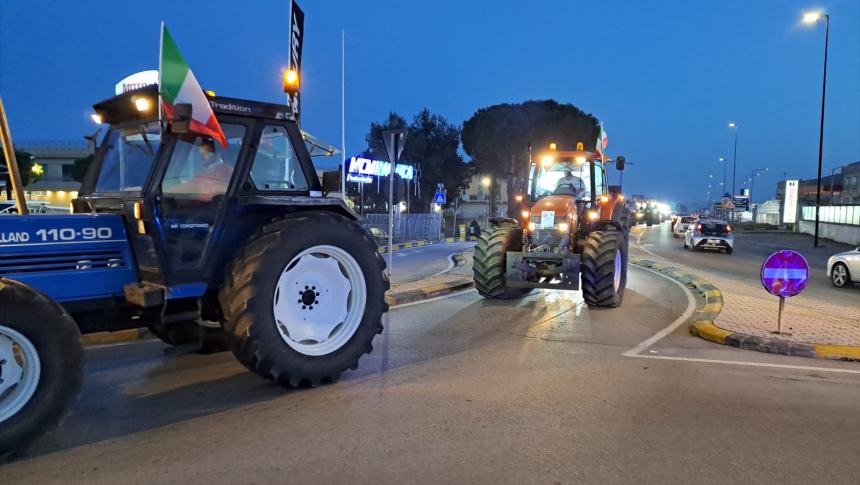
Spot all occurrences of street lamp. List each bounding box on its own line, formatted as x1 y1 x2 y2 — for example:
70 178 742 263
481 176 492 218
803 9 829 247
719 157 727 196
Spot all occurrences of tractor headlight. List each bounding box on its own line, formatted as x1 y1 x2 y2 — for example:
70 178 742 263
588 210 600 221
521 210 530 219
558 222 569 232
528 222 536 231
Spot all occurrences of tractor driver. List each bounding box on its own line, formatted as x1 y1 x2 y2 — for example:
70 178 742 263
555 170 585 197
164 138 234 201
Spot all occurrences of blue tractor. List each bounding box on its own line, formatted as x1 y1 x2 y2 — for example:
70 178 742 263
0 86 388 454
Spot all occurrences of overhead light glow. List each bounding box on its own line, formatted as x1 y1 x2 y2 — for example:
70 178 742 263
90 113 103 124
802 11 822 23
541 155 554 167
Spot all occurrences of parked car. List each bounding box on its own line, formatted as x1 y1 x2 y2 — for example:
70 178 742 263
684 219 734 254
827 247 860 288
673 215 696 238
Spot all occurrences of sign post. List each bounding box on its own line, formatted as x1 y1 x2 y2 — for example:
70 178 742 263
760 250 810 334
382 129 407 277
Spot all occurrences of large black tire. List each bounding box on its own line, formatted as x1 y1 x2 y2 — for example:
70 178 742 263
473 225 531 299
0 279 84 457
581 230 628 308
219 212 388 386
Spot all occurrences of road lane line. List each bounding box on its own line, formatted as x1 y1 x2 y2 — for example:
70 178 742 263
622 264 697 357
624 264 860 375
390 288 476 309
430 252 459 278
633 226 662 259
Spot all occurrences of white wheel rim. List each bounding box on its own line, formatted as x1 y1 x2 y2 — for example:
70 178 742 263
0 325 41 424
833 266 847 286
272 245 367 356
613 249 622 292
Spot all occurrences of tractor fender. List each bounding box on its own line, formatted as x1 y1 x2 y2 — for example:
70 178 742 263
594 199 630 233
237 195 360 221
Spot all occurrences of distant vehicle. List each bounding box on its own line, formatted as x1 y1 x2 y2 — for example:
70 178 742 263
827 247 860 288
673 215 696 238
0 201 66 215
683 219 734 254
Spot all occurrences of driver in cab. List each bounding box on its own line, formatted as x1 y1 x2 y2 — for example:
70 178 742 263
164 138 234 201
555 170 585 197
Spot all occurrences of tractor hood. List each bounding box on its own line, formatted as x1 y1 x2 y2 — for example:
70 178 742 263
530 195 577 219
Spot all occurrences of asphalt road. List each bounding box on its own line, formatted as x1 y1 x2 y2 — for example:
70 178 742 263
389 241 474 285
634 222 860 300
4 244 860 483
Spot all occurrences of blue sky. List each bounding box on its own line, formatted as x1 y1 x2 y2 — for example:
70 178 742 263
1 0 858 206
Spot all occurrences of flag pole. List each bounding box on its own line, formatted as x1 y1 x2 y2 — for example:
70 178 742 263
341 30 347 203
158 22 164 126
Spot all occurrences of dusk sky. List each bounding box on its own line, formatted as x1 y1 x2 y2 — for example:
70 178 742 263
1 0 858 207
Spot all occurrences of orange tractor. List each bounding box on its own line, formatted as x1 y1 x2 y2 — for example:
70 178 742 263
473 145 630 307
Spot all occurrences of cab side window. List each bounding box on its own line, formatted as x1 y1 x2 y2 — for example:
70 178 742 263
250 125 308 192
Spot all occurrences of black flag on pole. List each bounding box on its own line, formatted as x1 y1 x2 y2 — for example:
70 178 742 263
288 0 305 119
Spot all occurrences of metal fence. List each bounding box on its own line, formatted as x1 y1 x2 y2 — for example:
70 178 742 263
362 213 443 244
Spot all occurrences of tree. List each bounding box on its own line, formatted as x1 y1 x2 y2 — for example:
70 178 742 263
3 150 38 200
461 100 599 217
361 110 470 213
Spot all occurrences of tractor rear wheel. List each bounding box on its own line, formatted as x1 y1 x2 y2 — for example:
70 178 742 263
0 279 84 457
220 212 388 387
473 225 530 299
581 230 628 308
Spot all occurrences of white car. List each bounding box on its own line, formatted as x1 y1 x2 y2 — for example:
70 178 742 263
827 247 860 288
673 215 696 238
683 219 734 254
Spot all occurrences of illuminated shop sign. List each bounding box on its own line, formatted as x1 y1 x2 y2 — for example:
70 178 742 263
347 157 414 181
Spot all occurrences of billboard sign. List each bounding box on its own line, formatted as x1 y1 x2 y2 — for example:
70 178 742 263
783 180 799 223
347 157 414 181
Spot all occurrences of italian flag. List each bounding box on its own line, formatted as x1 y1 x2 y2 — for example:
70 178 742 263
595 123 608 160
159 24 226 147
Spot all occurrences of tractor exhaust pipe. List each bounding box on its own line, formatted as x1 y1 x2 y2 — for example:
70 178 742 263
0 97 28 215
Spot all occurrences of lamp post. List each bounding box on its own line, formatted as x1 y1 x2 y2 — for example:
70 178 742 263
803 10 829 247
481 176 491 220
728 123 738 197
719 157 727 196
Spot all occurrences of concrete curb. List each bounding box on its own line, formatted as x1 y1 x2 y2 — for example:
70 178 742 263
385 277 474 306
631 257 860 362
376 237 475 254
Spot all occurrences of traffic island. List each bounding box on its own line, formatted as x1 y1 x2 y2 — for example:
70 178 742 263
631 258 860 362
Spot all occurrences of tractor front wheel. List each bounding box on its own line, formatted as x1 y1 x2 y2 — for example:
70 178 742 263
473 225 531 299
0 279 84 457
220 212 388 386
581 230 628 308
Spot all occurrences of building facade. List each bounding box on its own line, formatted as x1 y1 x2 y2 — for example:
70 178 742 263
14 140 93 207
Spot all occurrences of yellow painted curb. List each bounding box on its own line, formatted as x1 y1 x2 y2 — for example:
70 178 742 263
691 321 732 345
814 344 860 360
417 241 426 246
704 290 722 299
702 302 722 314
81 328 143 346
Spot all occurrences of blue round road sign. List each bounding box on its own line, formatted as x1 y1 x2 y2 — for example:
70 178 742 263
760 250 810 298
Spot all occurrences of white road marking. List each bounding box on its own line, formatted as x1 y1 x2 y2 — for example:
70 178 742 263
430 252 460 278
624 245 860 375
622 264 697 357
390 288 475 309
633 226 661 258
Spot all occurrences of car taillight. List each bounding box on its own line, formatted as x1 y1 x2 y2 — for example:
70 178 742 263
696 224 702 232
726 225 732 232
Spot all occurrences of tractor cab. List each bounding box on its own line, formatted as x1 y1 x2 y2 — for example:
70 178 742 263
75 86 348 302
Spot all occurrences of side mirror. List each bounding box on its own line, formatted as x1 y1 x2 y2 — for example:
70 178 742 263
170 103 192 133
615 156 626 171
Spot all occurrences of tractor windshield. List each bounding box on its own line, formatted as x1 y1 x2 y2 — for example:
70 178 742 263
94 122 161 194
531 158 595 201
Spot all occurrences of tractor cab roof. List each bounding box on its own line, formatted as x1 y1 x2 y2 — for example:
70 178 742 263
92 85 295 127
